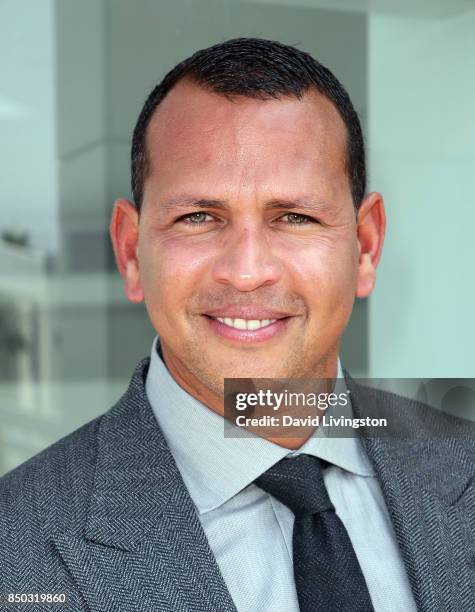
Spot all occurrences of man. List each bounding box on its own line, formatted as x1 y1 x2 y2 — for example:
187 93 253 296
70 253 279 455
0 38 473 612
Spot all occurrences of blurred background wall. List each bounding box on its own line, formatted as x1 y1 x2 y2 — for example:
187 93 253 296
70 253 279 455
1 0 474 475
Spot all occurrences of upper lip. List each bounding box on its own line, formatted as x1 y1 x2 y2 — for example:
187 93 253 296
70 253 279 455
203 307 293 320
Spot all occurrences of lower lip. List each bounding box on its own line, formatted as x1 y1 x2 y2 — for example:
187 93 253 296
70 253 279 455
204 316 291 343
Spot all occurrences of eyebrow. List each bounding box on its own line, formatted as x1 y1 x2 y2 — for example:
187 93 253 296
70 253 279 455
160 197 227 212
159 195 331 214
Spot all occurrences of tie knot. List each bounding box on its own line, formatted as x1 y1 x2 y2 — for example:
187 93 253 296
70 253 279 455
254 454 334 517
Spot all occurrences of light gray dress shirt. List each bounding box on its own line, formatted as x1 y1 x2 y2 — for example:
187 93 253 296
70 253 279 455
145 336 417 612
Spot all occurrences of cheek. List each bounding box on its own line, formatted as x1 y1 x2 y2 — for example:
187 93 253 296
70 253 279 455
279 238 358 339
139 236 214 312
283 234 358 298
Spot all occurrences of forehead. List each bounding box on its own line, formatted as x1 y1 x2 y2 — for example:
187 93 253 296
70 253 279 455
144 79 348 196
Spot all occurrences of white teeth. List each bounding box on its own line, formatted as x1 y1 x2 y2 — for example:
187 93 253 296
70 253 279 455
246 320 262 331
233 318 248 330
215 317 277 330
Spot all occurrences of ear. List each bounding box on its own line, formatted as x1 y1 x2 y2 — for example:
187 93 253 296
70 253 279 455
355 192 386 298
109 198 144 303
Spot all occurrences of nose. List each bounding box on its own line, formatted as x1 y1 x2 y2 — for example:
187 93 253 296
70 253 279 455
212 223 282 291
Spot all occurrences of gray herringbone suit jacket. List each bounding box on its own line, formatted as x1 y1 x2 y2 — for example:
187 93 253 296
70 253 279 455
0 358 474 611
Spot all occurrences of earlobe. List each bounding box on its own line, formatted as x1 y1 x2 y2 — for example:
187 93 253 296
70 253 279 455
110 198 144 304
124 260 144 303
356 253 376 298
355 192 386 298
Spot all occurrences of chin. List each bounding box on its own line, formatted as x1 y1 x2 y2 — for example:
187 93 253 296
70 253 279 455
211 359 287 380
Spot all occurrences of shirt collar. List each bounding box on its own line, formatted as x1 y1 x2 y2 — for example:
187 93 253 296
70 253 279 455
145 336 374 514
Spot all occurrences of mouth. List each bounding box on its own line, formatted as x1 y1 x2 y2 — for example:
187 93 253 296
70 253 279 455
202 314 293 343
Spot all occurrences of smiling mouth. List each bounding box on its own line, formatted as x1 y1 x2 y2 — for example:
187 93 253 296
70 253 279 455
208 317 278 331
202 314 292 343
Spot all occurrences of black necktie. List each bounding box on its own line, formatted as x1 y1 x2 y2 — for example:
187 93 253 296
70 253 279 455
254 454 374 612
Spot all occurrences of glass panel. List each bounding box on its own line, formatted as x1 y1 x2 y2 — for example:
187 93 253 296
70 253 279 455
1 0 473 475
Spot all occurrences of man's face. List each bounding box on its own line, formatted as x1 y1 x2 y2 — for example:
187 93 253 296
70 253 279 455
112 80 383 404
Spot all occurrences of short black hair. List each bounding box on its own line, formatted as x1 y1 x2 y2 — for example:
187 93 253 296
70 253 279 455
131 37 366 211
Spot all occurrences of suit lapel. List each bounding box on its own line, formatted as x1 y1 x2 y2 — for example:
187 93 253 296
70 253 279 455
347 375 475 611
52 359 237 612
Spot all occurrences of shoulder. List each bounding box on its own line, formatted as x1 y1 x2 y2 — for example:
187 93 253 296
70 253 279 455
0 413 104 593
348 377 474 438
0 357 153 590
346 376 474 486
0 413 102 534
0 356 152 525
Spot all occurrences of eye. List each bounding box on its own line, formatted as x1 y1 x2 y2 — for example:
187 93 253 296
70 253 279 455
279 212 315 225
178 212 214 225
